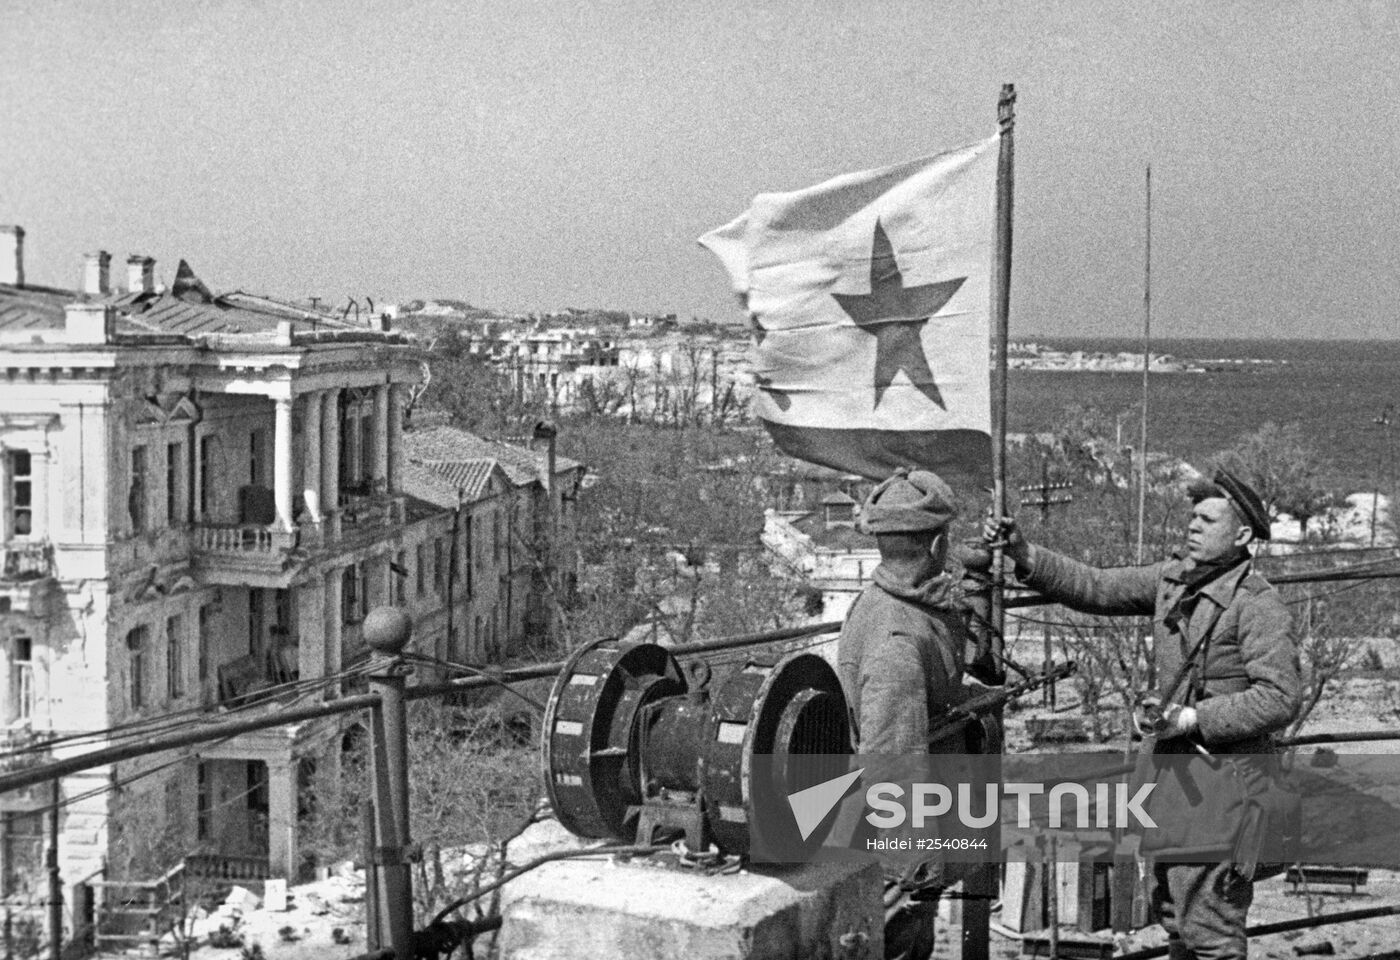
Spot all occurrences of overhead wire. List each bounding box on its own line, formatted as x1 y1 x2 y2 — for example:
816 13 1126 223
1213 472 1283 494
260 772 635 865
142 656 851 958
398 651 546 714
3 669 356 815
0 662 377 762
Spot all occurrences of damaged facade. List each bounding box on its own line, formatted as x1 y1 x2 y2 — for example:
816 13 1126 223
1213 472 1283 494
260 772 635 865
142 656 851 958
0 226 582 905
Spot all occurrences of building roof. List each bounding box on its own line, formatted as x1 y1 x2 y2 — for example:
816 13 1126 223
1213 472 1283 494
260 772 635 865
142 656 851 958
403 424 582 485
400 461 461 516
0 270 409 345
417 458 502 503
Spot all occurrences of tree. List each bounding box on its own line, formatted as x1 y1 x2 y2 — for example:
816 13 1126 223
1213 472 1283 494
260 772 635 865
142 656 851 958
411 326 545 436
1212 421 1348 541
555 418 801 648
300 703 539 925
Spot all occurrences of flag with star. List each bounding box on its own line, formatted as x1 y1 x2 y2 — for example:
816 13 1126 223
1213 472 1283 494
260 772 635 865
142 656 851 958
699 137 997 487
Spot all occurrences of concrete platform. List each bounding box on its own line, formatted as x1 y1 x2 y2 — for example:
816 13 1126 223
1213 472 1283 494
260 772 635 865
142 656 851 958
497 822 884 959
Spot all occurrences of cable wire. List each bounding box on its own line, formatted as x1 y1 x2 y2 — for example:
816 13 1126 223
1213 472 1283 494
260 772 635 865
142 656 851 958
432 844 669 924
399 651 546 714
0 662 376 761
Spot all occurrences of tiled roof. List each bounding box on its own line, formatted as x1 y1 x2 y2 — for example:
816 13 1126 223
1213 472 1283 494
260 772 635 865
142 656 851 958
117 290 361 336
403 425 582 484
400 461 461 513
0 283 67 331
418 458 501 502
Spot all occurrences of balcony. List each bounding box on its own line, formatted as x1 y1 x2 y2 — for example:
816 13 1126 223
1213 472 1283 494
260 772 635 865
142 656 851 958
191 524 301 588
0 542 55 617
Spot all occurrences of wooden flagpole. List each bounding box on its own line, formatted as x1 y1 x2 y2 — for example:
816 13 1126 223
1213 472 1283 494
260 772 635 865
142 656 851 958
965 81 1015 960
989 83 1016 670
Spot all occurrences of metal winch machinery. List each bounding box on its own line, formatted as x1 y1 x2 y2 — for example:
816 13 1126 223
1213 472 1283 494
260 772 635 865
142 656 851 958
542 637 853 857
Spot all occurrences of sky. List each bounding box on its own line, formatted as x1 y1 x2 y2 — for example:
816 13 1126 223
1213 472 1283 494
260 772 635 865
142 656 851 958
2 0 1399 339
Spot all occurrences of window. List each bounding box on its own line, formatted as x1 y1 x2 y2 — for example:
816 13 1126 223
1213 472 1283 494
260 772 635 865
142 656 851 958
198 436 212 517
415 543 427 597
249 589 265 658
0 812 42 896
11 637 32 722
6 451 32 538
246 762 268 845
342 564 367 625
127 626 149 709
462 516 473 599
164 777 183 834
492 509 502 564
166 614 184 699
433 538 446 595
249 430 265 486
129 447 147 532
198 604 214 683
166 442 183 526
196 762 211 841
393 550 407 605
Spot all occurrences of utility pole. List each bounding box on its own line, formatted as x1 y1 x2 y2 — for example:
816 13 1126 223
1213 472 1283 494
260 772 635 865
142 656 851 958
533 420 559 649
364 607 414 959
46 777 60 960
1372 404 1393 547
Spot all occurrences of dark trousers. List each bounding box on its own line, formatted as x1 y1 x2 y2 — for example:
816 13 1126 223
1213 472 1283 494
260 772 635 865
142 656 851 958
1151 861 1252 960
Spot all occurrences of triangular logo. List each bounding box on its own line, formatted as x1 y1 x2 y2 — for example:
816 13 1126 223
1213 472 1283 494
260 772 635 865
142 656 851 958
786 767 863 841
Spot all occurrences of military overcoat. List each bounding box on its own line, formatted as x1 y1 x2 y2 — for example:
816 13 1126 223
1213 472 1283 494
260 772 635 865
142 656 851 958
836 566 969 755
1022 546 1301 751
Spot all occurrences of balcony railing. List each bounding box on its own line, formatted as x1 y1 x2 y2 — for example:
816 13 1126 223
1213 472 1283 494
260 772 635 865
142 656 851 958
194 524 298 556
1 541 52 581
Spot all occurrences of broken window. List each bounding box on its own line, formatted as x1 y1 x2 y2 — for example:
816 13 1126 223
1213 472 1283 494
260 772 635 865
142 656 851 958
129 447 147 533
127 625 149 709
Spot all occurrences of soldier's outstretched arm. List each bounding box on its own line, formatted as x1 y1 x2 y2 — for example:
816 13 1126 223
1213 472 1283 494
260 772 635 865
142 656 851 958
985 513 1160 617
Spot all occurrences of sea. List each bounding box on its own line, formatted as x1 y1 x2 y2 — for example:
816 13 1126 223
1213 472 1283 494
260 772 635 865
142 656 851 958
1007 338 1400 493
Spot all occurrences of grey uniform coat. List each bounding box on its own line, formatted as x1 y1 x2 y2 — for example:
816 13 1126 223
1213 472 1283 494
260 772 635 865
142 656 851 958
837 565 969 755
1023 546 1301 751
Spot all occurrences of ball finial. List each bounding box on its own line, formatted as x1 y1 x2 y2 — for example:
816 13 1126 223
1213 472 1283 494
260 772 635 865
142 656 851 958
363 606 412 655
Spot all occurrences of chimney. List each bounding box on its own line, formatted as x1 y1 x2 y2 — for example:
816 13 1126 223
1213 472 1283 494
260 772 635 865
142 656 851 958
83 251 112 295
126 255 155 294
64 302 114 344
0 225 23 287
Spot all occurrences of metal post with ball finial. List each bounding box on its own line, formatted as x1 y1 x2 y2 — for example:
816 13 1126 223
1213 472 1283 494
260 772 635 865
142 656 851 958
363 606 415 958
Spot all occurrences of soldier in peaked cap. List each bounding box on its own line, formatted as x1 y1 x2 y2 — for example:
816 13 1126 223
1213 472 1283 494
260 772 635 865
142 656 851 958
837 468 979 960
988 469 1300 960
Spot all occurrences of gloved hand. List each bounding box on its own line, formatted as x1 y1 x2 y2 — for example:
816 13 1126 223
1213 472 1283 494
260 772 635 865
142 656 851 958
1133 695 1198 739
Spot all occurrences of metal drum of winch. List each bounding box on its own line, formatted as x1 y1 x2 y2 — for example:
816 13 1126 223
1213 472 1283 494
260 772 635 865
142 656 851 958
541 637 853 857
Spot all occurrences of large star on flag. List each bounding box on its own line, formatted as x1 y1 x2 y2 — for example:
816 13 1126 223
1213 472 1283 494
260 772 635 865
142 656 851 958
832 220 965 410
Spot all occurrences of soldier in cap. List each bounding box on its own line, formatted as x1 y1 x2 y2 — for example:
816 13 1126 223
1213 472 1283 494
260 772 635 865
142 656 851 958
838 468 978 960
987 470 1301 960
838 467 969 755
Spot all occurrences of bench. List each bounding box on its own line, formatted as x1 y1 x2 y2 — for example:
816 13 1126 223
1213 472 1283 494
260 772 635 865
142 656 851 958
1285 866 1369 895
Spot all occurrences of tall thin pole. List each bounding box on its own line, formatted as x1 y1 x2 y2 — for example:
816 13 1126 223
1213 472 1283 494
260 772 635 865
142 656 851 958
1136 165 1151 564
989 83 1016 665
971 81 1015 960
46 778 60 960
365 609 414 959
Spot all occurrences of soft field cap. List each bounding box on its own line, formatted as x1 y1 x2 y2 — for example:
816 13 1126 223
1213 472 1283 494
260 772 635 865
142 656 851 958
859 468 958 534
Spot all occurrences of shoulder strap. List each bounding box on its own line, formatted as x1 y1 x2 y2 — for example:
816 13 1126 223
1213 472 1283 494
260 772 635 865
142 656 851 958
1242 572 1271 594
